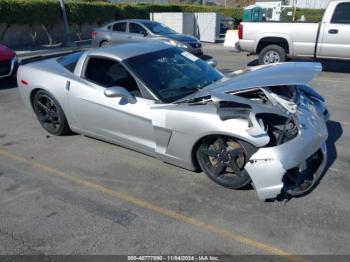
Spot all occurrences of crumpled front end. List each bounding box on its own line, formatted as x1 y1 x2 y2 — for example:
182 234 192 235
243 89 329 200
167 62 329 200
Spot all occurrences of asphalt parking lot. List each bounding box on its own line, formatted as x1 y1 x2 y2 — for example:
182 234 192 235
0 44 349 258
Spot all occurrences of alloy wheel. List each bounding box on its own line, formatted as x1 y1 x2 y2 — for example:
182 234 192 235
34 94 61 133
197 136 251 189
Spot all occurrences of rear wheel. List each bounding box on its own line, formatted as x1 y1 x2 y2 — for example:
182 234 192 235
100 40 110 48
196 136 251 189
259 45 286 65
33 90 70 136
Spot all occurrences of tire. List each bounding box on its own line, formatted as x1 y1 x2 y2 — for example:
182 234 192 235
100 41 110 48
33 90 70 136
196 136 252 189
259 45 286 65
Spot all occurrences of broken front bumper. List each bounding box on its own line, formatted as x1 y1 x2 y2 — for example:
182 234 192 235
245 113 328 200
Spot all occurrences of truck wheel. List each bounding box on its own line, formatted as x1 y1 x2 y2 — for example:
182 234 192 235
259 45 286 65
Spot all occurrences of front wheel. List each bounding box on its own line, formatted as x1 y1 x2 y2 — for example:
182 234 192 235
33 90 70 136
196 136 251 189
259 45 286 65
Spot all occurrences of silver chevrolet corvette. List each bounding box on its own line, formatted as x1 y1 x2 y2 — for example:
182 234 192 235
17 42 329 200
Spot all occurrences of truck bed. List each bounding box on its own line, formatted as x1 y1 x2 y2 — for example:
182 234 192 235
239 22 320 57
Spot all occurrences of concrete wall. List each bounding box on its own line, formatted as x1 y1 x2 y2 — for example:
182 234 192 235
195 13 220 43
150 13 195 35
150 12 220 43
295 0 330 9
0 23 96 48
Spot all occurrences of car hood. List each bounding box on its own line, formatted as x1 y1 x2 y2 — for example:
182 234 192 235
0 44 15 61
165 33 199 43
179 62 322 102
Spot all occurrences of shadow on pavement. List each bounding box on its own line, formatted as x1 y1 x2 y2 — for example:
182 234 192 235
199 54 213 61
0 77 17 90
220 69 236 74
247 59 259 67
326 120 343 170
247 58 350 73
315 59 350 73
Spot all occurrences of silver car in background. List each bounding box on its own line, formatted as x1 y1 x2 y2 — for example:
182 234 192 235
17 42 329 201
92 19 203 56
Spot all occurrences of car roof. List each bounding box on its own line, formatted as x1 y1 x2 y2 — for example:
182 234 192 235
113 19 155 24
85 42 172 61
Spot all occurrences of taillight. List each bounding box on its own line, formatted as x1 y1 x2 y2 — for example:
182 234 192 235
238 24 243 40
91 31 97 39
21 80 28 85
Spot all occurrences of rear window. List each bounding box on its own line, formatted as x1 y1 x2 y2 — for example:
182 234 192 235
331 3 350 24
57 52 83 72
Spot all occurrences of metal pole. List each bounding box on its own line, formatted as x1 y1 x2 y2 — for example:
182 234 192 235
291 0 296 21
59 0 75 47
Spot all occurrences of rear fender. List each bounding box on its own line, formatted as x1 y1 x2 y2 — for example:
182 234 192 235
256 34 293 56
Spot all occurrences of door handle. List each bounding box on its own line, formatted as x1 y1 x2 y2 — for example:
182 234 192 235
328 29 338 34
65 81 70 92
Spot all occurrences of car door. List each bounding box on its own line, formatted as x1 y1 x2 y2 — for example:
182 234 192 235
110 22 130 45
68 56 156 155
318 2 350 59
128 22 149 43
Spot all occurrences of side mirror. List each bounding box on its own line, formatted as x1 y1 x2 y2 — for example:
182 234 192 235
206 58 218 68
142 31 148 37
104 86 137 104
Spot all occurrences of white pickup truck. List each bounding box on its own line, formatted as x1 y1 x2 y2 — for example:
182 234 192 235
238 0 350 64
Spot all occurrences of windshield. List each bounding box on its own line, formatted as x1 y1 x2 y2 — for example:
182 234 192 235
124 48 223 103
142 22 176 35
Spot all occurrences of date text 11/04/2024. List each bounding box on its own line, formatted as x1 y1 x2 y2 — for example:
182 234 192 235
127 256 219 261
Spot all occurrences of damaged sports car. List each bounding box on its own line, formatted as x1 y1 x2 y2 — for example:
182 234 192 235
17 42 329 200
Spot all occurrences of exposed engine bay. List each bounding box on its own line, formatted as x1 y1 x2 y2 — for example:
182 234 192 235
188 84 328 149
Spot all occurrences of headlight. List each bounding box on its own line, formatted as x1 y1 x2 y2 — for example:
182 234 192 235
168 40 188 49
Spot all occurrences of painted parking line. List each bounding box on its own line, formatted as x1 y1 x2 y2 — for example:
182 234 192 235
0 148 307 262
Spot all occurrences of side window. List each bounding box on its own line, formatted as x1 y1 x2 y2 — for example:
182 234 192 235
113 22 126 32
129 23 147 35
84 57 141 97
57 51 83 72
331 3 350 24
